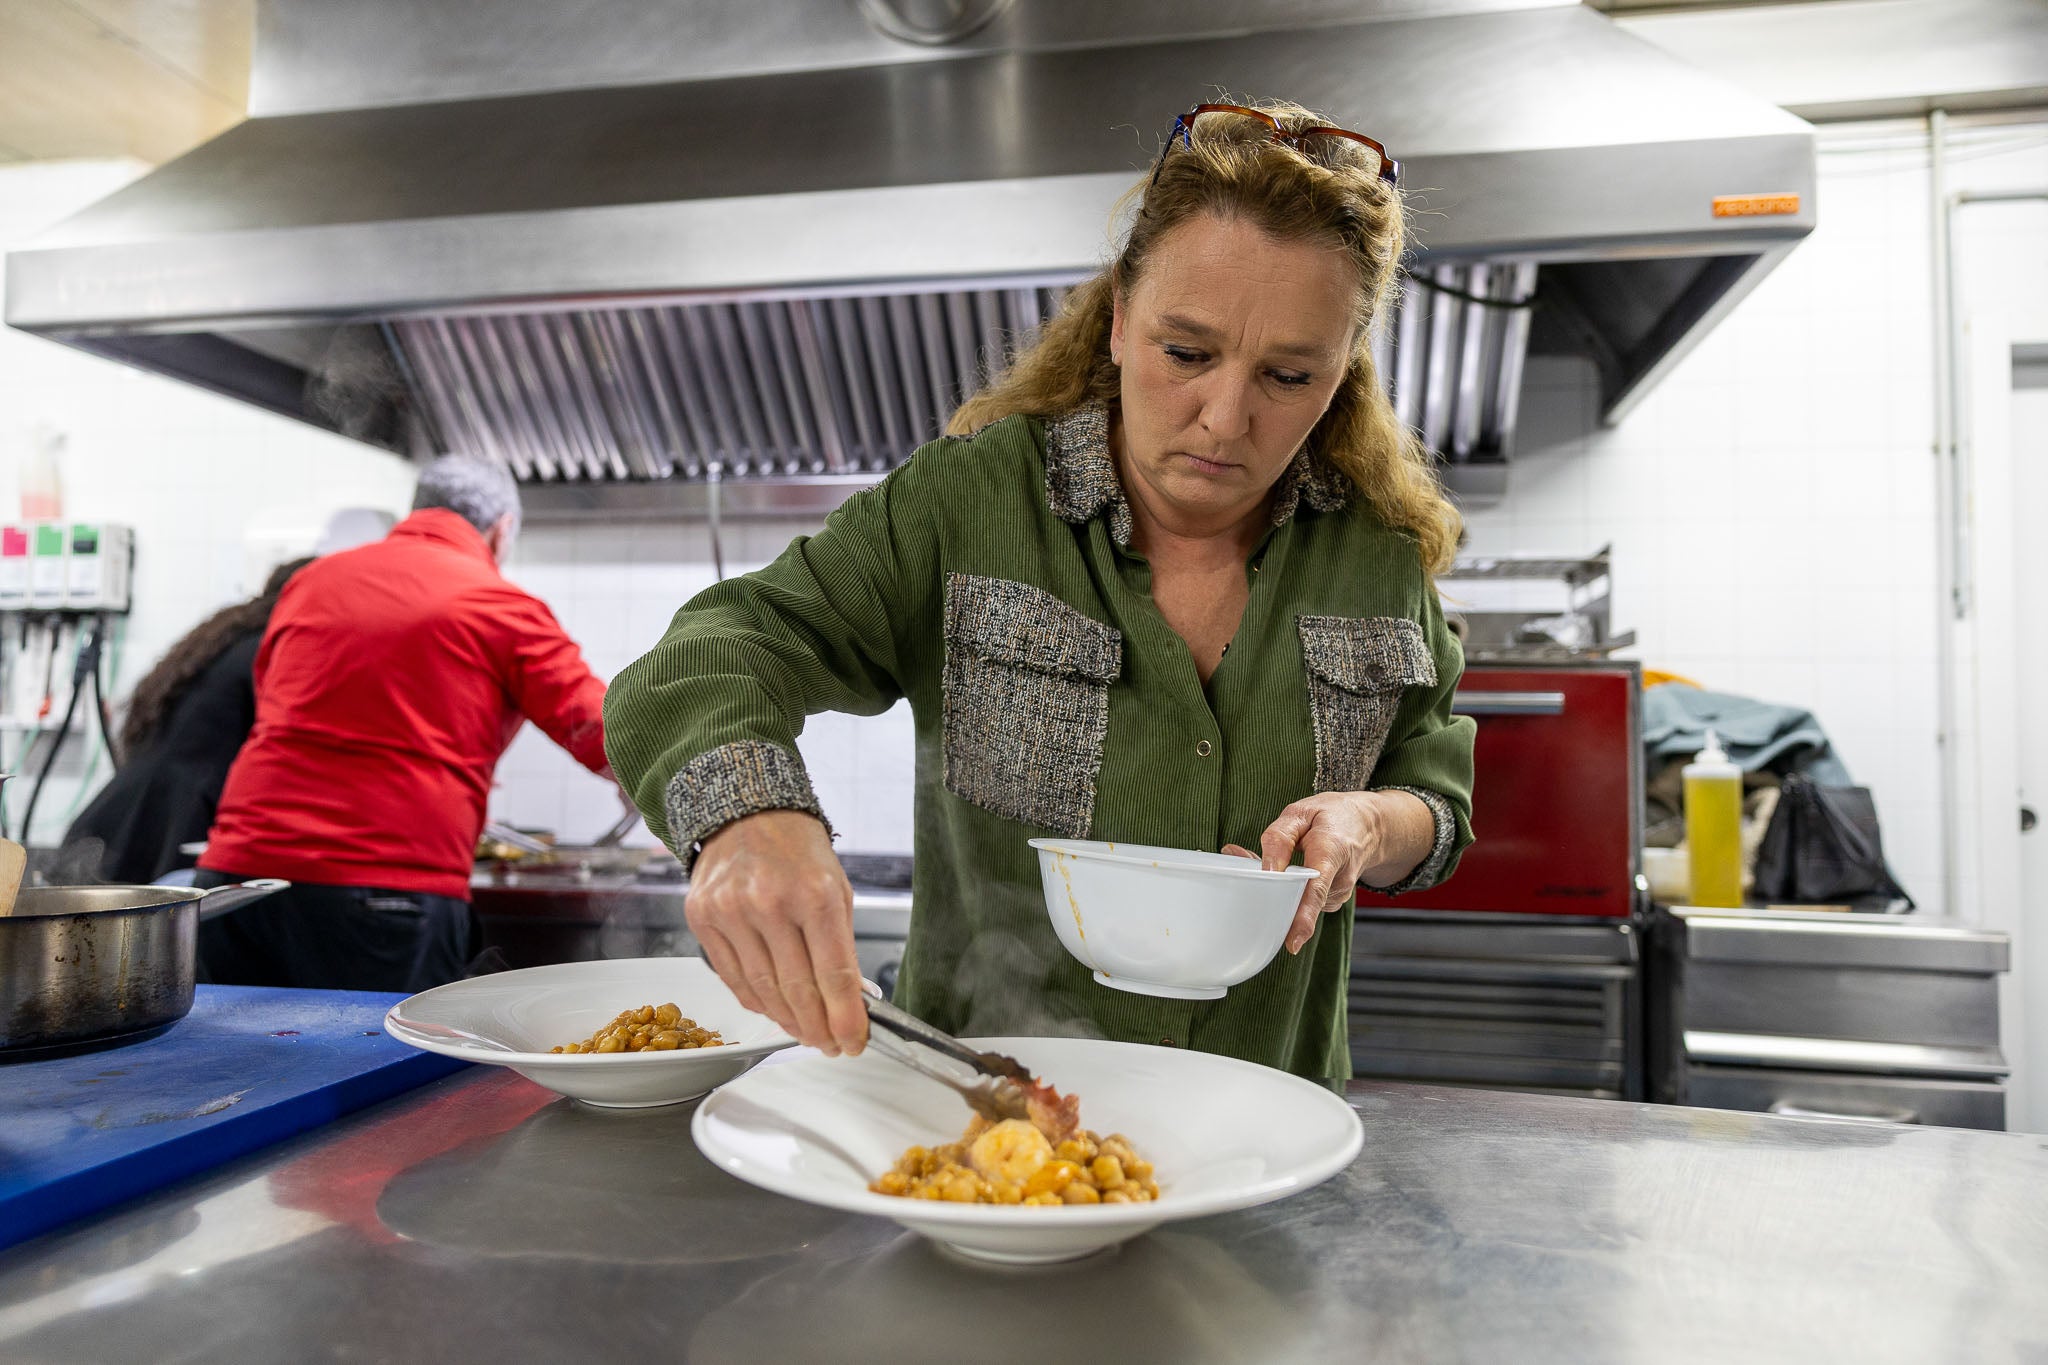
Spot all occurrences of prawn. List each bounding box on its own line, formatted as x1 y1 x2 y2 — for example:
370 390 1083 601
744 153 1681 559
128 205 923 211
1018 1078 1082 1144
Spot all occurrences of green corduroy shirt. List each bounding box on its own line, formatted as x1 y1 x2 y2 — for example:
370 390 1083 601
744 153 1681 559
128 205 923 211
604 408 1474 1080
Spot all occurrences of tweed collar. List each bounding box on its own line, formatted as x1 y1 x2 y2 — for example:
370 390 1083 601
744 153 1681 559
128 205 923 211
1041 405 1350 549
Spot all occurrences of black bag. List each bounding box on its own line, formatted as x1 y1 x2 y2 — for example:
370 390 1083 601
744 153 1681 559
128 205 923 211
1752 773 1913 908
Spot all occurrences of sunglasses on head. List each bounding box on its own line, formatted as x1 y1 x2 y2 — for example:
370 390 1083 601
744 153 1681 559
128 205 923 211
1151 103 1399 188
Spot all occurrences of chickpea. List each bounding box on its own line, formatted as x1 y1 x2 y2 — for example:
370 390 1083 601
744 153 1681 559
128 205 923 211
1055 1136 1097 1164
866 1113 1160 1206
1023 1160 1080 1198
549 1003 725 1054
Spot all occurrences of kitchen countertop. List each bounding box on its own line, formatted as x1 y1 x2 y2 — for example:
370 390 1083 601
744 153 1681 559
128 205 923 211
2 1069 2044 1364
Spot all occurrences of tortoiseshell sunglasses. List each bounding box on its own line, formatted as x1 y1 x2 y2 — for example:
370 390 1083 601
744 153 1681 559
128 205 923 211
1151 103 1400 187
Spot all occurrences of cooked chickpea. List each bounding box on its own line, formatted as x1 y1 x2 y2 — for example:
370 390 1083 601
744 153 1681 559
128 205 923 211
548 1003 727 1054
869 1122 1158 1207
1023 1160 1080 1198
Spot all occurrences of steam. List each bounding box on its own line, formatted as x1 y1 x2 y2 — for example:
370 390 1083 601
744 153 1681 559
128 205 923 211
937 875 1104 1041
305 326 414 448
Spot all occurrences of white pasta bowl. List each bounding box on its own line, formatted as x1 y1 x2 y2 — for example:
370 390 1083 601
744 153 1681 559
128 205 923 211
691 1035 1363 1266
385 957 795 1108
1028 838 1320 999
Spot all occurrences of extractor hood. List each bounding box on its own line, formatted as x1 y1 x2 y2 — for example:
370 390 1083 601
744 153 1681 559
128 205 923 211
4 0 1815 508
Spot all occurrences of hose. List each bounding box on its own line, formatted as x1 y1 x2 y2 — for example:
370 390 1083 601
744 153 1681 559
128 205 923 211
18 651 83 846
17 619 108 844
88 618 118 769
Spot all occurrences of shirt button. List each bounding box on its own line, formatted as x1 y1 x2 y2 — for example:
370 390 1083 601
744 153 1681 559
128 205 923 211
1158 1037 1177 1047
1195 739 1212 757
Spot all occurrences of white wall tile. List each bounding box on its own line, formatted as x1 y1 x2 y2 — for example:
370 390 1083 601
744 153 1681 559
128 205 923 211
1472 123 2048 921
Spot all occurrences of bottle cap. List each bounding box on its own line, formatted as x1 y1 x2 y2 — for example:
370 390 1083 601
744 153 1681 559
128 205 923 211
1697 728 1728 765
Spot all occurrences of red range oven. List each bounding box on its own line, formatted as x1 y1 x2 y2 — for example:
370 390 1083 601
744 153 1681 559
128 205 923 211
1349 660 1644 1099
1361 661 1642 918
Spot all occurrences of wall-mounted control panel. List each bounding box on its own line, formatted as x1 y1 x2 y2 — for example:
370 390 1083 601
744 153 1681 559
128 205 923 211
0 522 133 613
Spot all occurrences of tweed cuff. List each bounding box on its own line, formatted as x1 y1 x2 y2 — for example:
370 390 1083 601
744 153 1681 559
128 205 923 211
663 740 833 871
1370 785 1458 895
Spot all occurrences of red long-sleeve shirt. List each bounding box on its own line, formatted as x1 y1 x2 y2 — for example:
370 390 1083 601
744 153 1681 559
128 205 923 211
201 509 607 898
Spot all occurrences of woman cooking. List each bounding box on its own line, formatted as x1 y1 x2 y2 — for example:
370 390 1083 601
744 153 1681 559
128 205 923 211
604 99 1475 1082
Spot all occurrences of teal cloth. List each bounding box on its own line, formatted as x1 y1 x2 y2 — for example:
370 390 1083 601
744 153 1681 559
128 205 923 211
1643 684 1853 784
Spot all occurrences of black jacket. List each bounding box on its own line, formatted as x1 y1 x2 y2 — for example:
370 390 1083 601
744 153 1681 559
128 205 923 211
65 631 261 884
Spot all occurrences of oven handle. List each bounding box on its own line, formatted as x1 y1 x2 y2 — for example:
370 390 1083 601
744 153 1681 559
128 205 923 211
1451 691 1566 717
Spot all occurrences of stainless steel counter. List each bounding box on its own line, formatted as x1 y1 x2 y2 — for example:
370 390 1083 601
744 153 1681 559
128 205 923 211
1648 906 2014 1129
4 1070 2045 1362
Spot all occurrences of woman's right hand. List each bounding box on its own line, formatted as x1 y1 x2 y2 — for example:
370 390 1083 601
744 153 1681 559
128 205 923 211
686 809 868 1056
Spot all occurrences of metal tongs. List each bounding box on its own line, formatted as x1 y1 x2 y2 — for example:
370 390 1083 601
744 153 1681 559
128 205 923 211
862 995 1036 1125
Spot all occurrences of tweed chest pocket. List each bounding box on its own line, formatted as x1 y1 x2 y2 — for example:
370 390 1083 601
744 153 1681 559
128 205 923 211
1298 615 1437 794
943 573 1122 836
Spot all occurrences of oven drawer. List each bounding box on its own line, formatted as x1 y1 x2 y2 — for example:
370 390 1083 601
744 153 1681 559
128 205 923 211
1681 1064 2006 1131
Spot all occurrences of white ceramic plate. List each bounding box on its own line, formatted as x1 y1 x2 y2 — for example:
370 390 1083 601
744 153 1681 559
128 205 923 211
385 957 795 1108
691 1035 1363 1265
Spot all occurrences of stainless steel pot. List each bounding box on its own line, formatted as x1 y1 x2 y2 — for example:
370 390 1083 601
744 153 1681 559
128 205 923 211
0 880 288 1056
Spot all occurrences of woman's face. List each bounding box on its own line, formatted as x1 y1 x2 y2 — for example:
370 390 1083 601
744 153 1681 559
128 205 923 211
1110 212 1358 535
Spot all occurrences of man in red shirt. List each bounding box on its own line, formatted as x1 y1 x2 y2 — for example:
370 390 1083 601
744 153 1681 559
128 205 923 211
197 456 611 991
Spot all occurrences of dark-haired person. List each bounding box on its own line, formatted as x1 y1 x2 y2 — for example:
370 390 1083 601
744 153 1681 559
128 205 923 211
194 456 613 993
604 100 1475 1081
63 558 314 884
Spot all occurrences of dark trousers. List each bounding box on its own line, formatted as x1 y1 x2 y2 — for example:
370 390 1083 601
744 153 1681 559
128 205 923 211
195 869 477 994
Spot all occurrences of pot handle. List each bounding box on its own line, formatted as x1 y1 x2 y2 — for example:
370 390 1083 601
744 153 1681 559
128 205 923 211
195 878 291 921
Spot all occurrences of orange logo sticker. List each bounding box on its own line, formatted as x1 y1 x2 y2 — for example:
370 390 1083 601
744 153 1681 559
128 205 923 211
1712 193 1801 218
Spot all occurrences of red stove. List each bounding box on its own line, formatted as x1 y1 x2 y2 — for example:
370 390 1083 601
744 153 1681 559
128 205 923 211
1349 550 1646 1099
1362 660 1642 918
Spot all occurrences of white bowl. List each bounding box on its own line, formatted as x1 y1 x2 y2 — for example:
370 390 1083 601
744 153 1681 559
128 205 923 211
691 1035 1362 1266
1028 838 1319 999
385 957 794 1108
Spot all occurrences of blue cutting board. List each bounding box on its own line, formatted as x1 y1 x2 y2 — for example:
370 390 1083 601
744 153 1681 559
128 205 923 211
0 985 468 1252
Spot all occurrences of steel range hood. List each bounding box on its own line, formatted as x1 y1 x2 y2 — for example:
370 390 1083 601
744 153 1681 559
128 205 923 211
4 0 1815 508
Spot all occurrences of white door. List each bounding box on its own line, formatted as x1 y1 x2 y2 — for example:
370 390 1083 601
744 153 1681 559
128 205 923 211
2012 349 2048 1134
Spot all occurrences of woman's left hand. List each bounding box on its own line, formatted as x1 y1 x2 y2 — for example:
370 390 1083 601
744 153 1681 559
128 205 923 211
1225 790 1433 955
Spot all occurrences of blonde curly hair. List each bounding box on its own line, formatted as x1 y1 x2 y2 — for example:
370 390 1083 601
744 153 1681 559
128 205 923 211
949 99 1459 573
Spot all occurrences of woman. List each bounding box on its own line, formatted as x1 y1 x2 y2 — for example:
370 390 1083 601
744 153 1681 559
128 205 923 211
604 100 1475 1081
63 558 313 884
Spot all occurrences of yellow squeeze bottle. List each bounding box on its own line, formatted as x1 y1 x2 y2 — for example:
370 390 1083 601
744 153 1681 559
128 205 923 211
1683 729 1744 908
